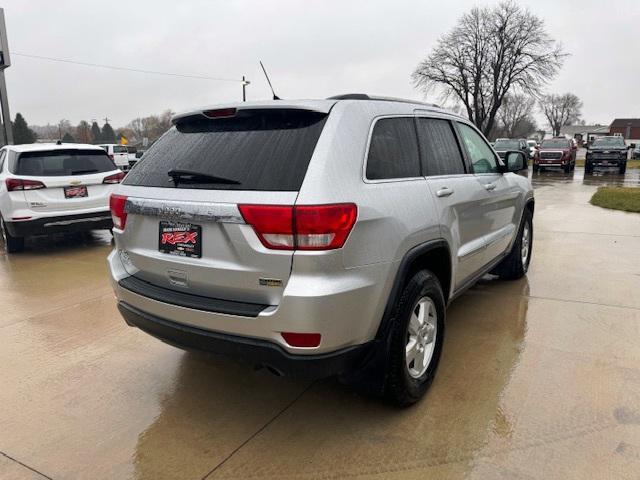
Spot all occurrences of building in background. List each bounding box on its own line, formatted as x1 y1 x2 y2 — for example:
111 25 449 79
609 118 640 145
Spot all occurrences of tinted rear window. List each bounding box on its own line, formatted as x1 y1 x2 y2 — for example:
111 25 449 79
123 109 327 191
366 117 420 180
113 146 128 153
416 118 465 176
14 150 116 176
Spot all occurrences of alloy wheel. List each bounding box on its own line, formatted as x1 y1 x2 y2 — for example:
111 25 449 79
405 297 438 379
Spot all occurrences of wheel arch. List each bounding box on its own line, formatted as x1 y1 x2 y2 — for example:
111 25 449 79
375 239 452 342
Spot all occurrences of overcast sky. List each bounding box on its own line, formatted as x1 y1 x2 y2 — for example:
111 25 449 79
2 0 639 128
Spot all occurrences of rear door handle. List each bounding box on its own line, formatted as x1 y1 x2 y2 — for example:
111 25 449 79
436 187 454 197
484 183 497 191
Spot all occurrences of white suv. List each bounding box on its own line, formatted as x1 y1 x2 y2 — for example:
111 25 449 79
0 143 124 253
109 96 533 405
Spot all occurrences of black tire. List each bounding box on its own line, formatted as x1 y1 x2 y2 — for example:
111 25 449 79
620 162 627 175
383 270 445 407
563 163 571 174
585 162 593 174
0 217 25 253
491 208 533 280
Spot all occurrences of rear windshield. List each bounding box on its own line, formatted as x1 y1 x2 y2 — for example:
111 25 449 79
13 150 117 176
541 139 569 148
113 145 128 153
123 109 327 191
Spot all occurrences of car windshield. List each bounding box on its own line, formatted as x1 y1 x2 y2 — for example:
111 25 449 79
541 139 569 148
13 149 117 176
592 137 625 147
494 140 520 149
527 141 536 146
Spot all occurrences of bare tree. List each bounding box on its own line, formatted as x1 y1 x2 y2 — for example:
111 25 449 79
494 93 537 138
412 1 566 136
540 93 583 136
75 120 92 144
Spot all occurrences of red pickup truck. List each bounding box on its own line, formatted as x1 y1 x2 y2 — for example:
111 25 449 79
533 137 577 173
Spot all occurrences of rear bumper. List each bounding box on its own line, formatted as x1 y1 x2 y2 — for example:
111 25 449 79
5 211 113 237
118 301 372 379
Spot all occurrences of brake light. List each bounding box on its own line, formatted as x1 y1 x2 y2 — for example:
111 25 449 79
238 203 357 251
6 178 46 191
103 171 126 184
238 205 294 249
110 194 128 230
281 332 321 348
202 108 237 119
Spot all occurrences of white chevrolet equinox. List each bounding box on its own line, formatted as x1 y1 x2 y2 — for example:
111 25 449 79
0 142 124 252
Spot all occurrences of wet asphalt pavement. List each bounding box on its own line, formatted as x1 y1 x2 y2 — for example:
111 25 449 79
1 167 639 479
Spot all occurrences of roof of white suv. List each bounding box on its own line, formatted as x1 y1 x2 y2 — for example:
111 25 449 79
172 95 455 124
5 143 105 153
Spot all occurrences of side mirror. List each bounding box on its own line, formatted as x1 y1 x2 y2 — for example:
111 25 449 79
504 151 527 173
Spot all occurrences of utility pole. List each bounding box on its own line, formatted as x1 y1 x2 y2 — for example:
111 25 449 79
0 9 13 145
241 76 250 102
103 116 110 124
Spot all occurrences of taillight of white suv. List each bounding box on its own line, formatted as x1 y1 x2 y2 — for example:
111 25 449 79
110 194 128 230
238 203 357 251
6 178 46 191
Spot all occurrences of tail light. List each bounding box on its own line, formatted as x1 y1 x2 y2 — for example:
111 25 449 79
238 203 357 251
6 178 46 191
110 194 128 230
103 171 126 184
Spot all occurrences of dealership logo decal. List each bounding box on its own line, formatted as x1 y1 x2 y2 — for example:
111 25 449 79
161 231 198 245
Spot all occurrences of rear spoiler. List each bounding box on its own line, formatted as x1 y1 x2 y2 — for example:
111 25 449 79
172 100 337 125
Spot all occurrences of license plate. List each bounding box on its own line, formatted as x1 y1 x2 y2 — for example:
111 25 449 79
64 186 88 198
158 221 202 258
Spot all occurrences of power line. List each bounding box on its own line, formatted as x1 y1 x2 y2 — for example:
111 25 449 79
12 52 244 83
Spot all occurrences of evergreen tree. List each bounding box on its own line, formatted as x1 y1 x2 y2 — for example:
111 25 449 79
90 121 102 143
12 113 37 144
62 132 76 143
101 122 116 143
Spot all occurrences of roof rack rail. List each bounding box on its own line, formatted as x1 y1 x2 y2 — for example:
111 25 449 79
327 93 440 108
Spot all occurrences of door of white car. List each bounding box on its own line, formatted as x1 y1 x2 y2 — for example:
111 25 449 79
456 123 520 266
416 116 491 288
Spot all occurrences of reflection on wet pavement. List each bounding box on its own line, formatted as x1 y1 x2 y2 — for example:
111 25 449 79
1 169 639 479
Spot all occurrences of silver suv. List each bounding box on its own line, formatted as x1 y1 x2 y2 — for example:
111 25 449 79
108 95 533 405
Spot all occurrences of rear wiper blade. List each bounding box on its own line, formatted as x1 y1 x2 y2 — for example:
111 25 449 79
71 169 99 175
167 169 241 185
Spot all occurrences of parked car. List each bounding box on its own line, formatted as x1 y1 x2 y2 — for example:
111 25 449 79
108 95 533 406
99 144 130 171
128 149 147 170
0 143 124 253
526 140 538 159
633 144 640 160
493 138 530 161
533 137 576 173
585 136 630 174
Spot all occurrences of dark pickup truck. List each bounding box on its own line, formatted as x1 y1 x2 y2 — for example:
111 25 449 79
585 136 631 175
